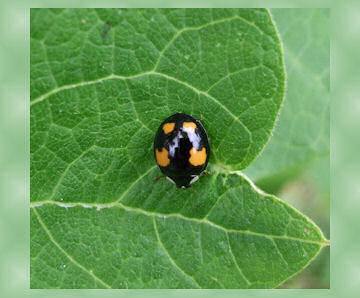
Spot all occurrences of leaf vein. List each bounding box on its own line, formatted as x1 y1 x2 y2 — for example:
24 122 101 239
270 238 289 267
30 200 328 246
115 165 157 203
47 145 95 201
225 232 251 286
32 208 111 289
152 216 201 288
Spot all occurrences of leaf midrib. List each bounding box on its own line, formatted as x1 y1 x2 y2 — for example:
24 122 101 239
31 8 325 290
31 9 281 173
30 70 254 136
30 199 328 246
30 70 257 169
31 12 266 107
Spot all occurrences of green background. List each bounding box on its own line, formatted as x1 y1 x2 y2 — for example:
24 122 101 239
0 0 355 297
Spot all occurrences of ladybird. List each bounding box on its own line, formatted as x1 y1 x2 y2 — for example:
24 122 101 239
153 113 210 188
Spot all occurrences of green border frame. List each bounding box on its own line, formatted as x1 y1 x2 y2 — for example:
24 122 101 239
1 0 355 297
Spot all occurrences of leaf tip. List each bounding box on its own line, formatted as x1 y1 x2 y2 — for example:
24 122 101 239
322 238 330 247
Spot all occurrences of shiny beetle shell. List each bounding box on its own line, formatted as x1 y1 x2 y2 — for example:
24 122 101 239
153 113 210 188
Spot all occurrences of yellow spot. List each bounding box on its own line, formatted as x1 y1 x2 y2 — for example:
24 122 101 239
183 122 197 132
162 122 175 134
155 147 170 167
189 147 207 166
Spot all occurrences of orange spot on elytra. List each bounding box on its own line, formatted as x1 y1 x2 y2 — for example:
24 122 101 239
183 122 197 132
189 147 207 166
155 147 170 167
162 123 175 134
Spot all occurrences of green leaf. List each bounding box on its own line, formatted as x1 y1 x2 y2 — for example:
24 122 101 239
30 8 327 289
31 172 328 289
244 9 330 184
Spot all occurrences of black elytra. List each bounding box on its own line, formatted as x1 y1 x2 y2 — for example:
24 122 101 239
153 113 210 188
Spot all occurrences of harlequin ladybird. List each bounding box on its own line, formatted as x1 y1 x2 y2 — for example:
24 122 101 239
153 113 210 188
